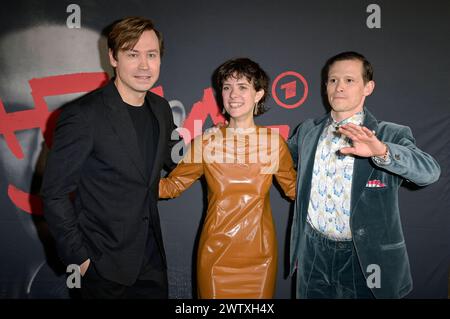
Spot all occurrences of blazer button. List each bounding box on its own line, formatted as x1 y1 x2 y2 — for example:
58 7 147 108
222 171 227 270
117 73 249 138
357 229 365 236
143 216 149 222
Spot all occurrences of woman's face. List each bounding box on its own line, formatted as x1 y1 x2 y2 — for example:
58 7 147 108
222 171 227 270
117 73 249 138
222 74 264 122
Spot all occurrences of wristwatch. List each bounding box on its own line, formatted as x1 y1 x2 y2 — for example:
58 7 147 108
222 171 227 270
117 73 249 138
380 143 390 161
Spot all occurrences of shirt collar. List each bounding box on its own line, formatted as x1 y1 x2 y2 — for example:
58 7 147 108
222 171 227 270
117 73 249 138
329 111 365 129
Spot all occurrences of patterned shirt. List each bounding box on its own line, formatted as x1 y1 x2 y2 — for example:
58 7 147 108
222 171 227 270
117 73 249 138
307 112 364 240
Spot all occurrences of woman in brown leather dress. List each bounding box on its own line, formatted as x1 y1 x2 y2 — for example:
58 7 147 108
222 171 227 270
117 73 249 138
159 58 296 298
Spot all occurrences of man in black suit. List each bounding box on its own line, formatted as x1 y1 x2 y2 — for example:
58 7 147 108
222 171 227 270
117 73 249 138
41 17 178 298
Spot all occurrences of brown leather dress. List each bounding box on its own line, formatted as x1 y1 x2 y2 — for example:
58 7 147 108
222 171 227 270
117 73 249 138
159 126 296 298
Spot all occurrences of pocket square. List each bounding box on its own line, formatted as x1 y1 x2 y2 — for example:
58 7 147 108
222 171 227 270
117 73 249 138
366 179 386 188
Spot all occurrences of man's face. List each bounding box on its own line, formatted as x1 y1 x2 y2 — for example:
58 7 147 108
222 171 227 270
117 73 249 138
109 30 161 103
326 59 374 120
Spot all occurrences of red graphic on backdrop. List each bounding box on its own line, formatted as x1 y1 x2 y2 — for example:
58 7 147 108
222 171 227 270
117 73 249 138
0 73 109 158
182 88 225 141
272 71 308 109
1 72 295 216
7 184 43 216
1 72 110 216
281 81 297 99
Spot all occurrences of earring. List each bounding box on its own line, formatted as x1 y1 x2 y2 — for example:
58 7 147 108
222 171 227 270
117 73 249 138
253 102 259 115
222 108 226 114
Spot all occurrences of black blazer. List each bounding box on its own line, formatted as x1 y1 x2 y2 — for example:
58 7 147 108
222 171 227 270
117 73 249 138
41 80 178 285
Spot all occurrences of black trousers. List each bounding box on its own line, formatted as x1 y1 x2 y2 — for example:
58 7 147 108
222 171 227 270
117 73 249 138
80 258 168 299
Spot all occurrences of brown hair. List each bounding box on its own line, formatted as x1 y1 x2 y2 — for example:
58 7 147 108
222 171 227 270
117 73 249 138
215 58 270 116
324 51 373 84
107 16 164 59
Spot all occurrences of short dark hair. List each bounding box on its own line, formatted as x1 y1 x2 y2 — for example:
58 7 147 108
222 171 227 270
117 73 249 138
107 16 164 60
324 51 373 84
215 58 270 116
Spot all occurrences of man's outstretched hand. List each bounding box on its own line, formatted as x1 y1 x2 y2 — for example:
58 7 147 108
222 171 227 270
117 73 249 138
338 123 387 158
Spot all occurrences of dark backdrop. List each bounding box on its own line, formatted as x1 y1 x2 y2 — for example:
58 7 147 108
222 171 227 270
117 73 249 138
0 0 448 298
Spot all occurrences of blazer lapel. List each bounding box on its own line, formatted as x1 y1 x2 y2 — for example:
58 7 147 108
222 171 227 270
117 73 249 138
147 93 165 186
350 108 379 211
300 114 329 220
103 81 147 181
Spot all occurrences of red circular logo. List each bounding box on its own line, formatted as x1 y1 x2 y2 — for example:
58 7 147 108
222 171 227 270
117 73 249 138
271 71 308 109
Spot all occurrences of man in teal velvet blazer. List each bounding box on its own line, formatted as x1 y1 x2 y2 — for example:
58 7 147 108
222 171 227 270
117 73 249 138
287 52 441 298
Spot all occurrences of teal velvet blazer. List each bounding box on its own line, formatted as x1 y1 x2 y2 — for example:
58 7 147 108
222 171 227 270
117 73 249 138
287 108 441 298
